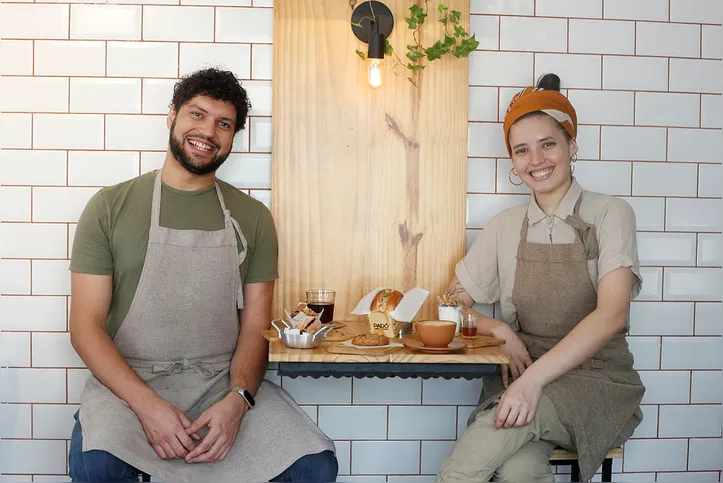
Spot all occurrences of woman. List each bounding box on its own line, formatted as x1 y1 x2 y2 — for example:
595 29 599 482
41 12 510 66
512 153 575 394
436 74 645 483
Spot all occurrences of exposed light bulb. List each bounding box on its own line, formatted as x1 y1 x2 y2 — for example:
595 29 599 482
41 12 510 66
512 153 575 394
368 58 382 88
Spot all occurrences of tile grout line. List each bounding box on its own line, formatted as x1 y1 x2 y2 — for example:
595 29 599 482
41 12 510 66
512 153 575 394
633 20 637 56
418 440 422 475
566 18 569 53
497 14 501 51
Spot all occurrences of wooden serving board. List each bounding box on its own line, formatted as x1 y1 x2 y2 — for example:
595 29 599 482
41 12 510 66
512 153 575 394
326 342 404 356
454 335 506 349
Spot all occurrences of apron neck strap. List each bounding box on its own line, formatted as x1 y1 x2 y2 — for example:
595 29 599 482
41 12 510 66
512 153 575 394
150 169 164 229
215 185 249 309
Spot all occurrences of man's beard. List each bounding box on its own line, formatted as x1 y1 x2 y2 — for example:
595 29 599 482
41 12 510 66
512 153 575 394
169 123 231 176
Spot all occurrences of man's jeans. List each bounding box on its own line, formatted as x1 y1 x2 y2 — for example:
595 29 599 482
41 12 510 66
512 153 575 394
69 412 339 482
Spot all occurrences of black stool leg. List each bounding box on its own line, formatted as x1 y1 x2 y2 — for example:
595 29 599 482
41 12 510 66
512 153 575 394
140 472 151 482
602 458 613 482
570 460 581 482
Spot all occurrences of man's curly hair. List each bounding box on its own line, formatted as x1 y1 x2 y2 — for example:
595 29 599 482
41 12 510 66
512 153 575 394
170 68 252 133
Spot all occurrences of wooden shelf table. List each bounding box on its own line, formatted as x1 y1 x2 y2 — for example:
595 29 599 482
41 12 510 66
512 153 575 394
268 321 509 380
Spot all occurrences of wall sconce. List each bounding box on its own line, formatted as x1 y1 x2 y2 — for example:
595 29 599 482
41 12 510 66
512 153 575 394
351 1 394 88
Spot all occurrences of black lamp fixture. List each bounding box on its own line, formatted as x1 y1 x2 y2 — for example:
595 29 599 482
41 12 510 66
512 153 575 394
351 1 394 88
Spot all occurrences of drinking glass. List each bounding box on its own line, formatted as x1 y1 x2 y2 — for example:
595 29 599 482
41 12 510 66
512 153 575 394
306 289 336 324
461 313 478 339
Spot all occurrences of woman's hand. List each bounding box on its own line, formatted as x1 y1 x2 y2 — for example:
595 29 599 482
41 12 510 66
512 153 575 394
493 324 533 388
494 374 543 429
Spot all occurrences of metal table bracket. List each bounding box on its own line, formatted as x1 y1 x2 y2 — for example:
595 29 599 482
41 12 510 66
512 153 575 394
276 362 498 379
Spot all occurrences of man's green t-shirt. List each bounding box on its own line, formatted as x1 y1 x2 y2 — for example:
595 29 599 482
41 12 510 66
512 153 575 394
70 171 279 338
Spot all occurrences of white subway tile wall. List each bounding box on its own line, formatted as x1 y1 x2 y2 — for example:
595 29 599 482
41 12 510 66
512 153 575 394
0 0 720 480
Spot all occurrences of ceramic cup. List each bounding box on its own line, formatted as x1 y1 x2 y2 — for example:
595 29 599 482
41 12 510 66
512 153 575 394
437 305 462 334
415 320 457 348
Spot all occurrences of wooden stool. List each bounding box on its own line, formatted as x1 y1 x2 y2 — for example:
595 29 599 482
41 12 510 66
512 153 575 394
549 447 623 482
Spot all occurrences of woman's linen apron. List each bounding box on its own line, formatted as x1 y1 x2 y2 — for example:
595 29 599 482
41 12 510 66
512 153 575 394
472 195 644 482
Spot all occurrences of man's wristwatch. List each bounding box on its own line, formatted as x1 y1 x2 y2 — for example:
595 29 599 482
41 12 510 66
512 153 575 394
230 386 255 408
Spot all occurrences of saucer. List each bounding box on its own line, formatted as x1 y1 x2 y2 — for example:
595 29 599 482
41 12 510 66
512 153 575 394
402 338 466 353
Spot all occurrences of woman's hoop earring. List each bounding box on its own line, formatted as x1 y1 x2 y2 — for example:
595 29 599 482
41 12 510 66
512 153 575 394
508 167 524 186
570 154 578 175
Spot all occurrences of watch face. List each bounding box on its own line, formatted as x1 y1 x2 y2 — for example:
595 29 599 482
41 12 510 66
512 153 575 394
243 390 255 406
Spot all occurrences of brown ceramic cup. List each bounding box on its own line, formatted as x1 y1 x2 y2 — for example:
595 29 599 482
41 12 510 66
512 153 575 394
415 320 457 348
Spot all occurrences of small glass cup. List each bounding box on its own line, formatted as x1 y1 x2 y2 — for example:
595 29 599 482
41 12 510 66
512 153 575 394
306 289 336 324
461 313 478 339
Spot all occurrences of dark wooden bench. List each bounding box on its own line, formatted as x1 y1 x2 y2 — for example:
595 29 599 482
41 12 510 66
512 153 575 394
550 447 623 482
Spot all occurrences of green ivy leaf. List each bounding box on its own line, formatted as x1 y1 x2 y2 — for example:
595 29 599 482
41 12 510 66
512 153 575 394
452 35 479 58
436 3 448 14
449 10 461 24
443 34 456 48
454 25 466 37
355 49 367 60
384 39 393 56
408 4 427 27
406 44 425 62
461 34 479 51
425 40 450 61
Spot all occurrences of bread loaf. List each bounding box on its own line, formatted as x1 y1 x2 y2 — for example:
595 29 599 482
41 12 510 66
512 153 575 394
370 289 403 313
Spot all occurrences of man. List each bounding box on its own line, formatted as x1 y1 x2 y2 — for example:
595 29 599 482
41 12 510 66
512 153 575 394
68 68 338 483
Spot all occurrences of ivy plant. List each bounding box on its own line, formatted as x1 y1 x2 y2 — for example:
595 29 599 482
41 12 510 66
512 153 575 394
354 1 480 86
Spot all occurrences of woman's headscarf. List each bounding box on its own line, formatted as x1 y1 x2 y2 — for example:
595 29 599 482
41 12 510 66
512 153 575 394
502 86 578 156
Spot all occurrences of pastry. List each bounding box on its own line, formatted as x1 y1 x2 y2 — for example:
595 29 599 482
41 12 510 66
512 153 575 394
297 317 322 334
290 303 319 319
352 333 390 347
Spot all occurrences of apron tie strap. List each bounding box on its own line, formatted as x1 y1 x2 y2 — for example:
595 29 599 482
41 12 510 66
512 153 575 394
152 359 219 381
223 208 248 310
565 214 599 260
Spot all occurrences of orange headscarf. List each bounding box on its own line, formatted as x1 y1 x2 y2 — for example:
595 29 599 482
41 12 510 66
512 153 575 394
502 87 578 156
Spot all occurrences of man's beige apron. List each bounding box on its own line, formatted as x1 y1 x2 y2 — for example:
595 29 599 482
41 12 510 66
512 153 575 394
79 170 334 482
473 195 644 482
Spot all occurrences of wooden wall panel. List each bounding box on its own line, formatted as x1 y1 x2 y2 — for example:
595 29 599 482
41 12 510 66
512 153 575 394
272 0 468 321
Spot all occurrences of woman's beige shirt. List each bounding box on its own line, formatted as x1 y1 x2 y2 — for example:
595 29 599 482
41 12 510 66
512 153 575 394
456 179 643 331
